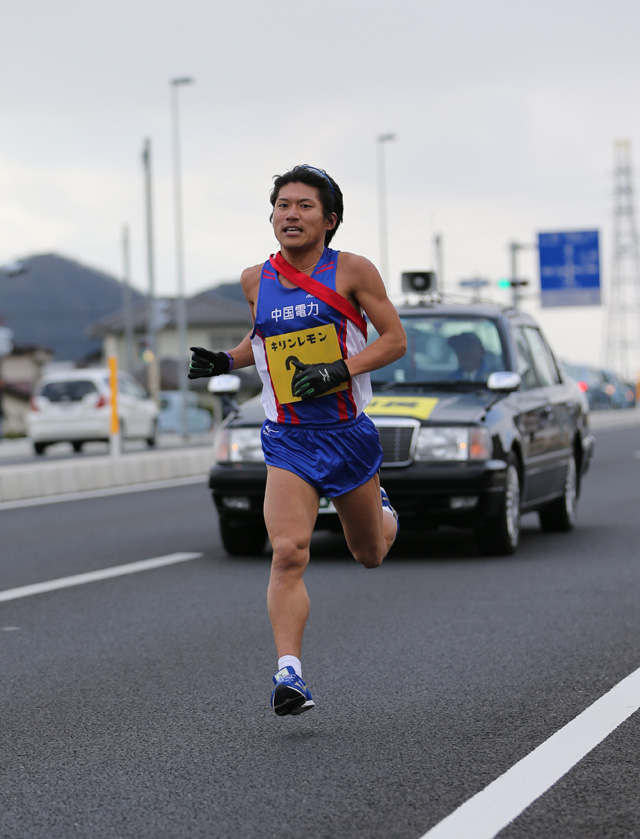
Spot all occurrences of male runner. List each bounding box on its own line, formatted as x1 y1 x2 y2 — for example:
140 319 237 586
188 165 406 716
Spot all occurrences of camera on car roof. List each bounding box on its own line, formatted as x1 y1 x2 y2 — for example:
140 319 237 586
401 271 437 293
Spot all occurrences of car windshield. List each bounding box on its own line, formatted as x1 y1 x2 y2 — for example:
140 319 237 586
370 314 507 387
40 380 98 402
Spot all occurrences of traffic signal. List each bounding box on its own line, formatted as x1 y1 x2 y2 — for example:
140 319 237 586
497 279 529 290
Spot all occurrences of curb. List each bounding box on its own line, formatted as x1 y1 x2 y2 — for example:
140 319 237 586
0 448 212 503
588 409 640 431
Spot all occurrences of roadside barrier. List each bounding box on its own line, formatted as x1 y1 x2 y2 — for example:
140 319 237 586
0 448 212 503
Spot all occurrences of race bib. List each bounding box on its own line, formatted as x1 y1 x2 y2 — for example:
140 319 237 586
265 324 347 404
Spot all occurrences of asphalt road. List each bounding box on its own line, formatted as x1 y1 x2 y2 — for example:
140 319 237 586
1 421 639 839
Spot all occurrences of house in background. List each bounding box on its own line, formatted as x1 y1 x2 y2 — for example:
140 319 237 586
0 346 53 435
88 289 259 396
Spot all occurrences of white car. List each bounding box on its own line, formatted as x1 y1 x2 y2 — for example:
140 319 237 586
28 369 159 455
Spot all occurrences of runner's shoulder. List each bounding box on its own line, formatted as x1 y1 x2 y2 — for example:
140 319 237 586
337 251 383 288
241 262 262 290
337 251 377 271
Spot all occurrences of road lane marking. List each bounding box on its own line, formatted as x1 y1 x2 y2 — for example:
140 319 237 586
420 665 640 839
0 553 203 603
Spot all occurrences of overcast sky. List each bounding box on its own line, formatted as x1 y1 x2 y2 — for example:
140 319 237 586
2 0 639 371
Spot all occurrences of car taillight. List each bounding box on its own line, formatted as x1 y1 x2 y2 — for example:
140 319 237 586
29 397 39 412
577 381 588 392
95 395 109 408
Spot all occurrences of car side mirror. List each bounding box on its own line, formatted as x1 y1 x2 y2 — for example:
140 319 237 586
208 374 241 395
487 371 521 392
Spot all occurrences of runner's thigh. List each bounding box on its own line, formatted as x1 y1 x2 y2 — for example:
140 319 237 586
264 466 320 549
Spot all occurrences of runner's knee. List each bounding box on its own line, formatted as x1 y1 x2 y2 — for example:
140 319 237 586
271 536 310 576
353 546 384 569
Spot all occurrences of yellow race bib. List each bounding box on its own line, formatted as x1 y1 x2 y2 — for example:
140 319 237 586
265 324 348 404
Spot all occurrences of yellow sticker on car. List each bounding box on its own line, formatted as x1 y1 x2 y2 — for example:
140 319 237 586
366 395 439 420
265 323 348 404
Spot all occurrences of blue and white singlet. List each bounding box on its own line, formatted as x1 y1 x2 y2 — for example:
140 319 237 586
250 248 372 425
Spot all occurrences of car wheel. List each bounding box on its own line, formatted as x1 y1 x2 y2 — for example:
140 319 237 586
72 441 84 453
33 442 47 456
477 454 521 556
146 419 157 448
219 516 268 556
539 451 578 533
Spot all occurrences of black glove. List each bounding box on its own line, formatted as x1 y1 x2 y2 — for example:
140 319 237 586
290 358 350 400
188 347 231 379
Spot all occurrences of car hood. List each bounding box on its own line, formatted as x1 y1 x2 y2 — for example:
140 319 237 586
366 388 495 424
227 388 497 427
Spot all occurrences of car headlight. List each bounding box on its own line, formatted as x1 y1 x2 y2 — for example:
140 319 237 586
414 426 491 461
215 427 264 462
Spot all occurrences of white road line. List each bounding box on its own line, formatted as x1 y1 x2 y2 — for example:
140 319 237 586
420 666 640 839
0 553 203 603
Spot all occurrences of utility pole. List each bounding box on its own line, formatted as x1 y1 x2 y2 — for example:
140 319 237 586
509 242 523 308
507 241 532 309
170 76 194 440
434 234 444 294
603 139 640 382
121 225 135 375
141 139 160 403
376 133 396 288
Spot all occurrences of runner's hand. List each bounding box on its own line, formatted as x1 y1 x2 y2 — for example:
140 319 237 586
188 347 230 379
291 359 350 399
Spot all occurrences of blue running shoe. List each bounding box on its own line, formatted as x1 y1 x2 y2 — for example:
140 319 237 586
380 486 400 535
271 666 315 716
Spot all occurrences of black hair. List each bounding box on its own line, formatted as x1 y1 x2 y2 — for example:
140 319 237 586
270 164 344 246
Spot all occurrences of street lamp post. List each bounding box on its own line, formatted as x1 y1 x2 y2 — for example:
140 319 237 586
141 138 160 404
376 133 396 288
170 76 194 440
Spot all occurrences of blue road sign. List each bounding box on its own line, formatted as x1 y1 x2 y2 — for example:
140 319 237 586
538 230 601 307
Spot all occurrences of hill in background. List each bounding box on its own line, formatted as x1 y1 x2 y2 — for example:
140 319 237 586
0 254 144 362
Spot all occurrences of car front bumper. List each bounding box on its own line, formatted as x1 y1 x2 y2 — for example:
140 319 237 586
209 458 509 530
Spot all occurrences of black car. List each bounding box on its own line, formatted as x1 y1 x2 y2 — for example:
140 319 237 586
208 302 595 557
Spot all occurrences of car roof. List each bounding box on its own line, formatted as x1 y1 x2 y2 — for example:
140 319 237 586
393 299 539 327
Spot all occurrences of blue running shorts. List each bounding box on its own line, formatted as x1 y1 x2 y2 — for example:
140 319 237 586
260 412 383 498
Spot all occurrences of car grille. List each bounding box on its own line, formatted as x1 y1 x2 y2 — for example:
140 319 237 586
372 418 420 467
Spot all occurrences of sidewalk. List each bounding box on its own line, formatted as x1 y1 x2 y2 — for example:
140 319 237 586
0 434 214 503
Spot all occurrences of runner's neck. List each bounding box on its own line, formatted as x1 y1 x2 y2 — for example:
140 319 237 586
280 247 325 276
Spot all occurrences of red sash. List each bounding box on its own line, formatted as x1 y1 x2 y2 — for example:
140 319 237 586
269 252 368 338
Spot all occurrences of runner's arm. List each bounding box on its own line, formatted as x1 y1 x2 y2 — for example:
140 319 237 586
190 261 259 376
338 253 406 377
226 332 255 369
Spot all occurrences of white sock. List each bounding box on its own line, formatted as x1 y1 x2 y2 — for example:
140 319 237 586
278 655 302 678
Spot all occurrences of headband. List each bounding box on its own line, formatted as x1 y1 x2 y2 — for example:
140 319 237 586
299 164 335 196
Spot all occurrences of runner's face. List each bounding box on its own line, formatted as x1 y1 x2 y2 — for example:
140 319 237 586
272 182 336 251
